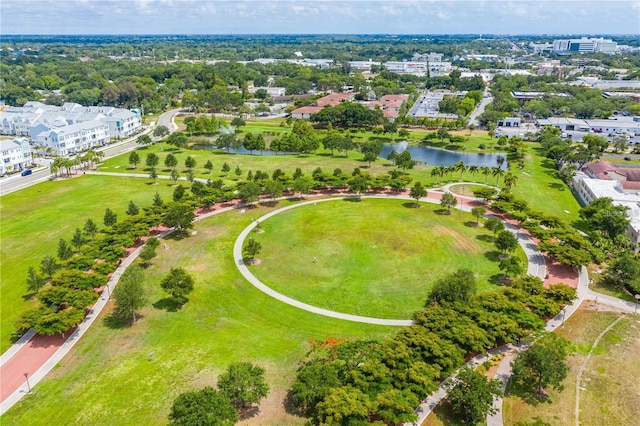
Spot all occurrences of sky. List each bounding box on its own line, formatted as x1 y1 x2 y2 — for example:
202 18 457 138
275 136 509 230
2 0 639 35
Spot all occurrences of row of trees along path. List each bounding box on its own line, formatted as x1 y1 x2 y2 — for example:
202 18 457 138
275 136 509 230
0 182 582 419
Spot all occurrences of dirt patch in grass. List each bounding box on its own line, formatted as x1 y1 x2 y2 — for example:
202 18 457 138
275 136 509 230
432 224 481 253
242 387 304 426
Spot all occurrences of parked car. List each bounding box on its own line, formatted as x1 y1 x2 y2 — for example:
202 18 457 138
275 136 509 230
624 157 632 161
21 169 32 176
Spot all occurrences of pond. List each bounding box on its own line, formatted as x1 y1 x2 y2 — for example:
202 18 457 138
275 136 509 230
203 141 507 169
203 145 294 156
381 141 508 168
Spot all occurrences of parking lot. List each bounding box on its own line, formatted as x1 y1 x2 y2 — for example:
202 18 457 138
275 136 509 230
409 92 458 119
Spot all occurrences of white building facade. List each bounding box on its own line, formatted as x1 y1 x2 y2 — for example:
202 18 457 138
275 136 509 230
0 102 142 154
35 121 110 157
0 137 32 175
573 176 640 251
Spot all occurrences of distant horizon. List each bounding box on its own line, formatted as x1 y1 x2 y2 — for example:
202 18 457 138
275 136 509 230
2 33 638 37
2 1 638 36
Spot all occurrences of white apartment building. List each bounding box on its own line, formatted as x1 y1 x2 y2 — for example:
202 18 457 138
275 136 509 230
35 120 110 156
0 137 32 175
0 102 142 147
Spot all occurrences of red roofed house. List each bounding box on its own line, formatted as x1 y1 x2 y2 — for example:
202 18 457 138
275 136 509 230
316 93 356 107
291 106 323 119
383 110 399 120
582 160 628 181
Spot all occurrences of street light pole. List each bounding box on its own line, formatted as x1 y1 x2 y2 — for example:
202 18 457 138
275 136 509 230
24 372 32 394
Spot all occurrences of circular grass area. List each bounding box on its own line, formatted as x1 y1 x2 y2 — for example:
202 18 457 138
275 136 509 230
250 198 520 319
448 183 490 196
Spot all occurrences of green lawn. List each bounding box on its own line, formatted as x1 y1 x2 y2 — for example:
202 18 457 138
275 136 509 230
509 144 583 225
252 198 518 318
0 176 176 352
503 307 640 426
2 202 391 425
0 128 589 423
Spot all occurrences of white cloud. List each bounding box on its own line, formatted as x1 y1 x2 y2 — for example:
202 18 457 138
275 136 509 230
1 0 638 34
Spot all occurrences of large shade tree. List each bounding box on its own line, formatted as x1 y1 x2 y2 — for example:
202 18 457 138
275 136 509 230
168 387 238 426
217 362 270 409
160 267 195 305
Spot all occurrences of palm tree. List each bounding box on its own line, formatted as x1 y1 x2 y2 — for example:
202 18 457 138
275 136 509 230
503 172 518 190
492 166 505 186
468 165 479 182
438 166 447 183
480 166 491 184
430 166 441 183
446 166 456 182
454 161 467 181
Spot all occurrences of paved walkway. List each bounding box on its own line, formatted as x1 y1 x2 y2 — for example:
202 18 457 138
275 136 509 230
233 192 544 327
485 265 590 426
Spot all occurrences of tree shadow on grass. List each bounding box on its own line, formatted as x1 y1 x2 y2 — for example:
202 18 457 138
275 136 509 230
342 197 363 202
402 202 420 208
103 313 142 330
164 231 189 241
434 208 451 215
484 250 502 262
488 273 508 286
464 220 481 228
153 297 181 312
431 400 467 426
548 182 566 191
282 389 315 418
476 234 494 243
505 380 553 406
22 292 37 301
238 405 260 421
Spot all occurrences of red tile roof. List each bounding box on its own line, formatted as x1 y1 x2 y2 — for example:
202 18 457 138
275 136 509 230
583 160 617 176
381 100 405 108
383 110 399 118
620 168 640 182
292 106 323 114
380 94 409 102
621 181 640 190
316 93 355 107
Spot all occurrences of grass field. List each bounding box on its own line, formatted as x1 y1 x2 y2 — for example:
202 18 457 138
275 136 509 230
0 176 176 352
2 202 392 425
503 305 640 426
509 144 582 225
252 198 518 318
0 122 588 423
423 305 640 426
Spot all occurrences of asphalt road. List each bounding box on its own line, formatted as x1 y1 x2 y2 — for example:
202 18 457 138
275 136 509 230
469 88 493 127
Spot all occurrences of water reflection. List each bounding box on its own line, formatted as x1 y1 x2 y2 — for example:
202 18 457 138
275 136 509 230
204 142 507 169
381 142 507 169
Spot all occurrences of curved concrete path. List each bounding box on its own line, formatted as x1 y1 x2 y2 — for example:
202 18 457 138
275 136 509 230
0 187 547 417
233 197 413 327
233 193 545 328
